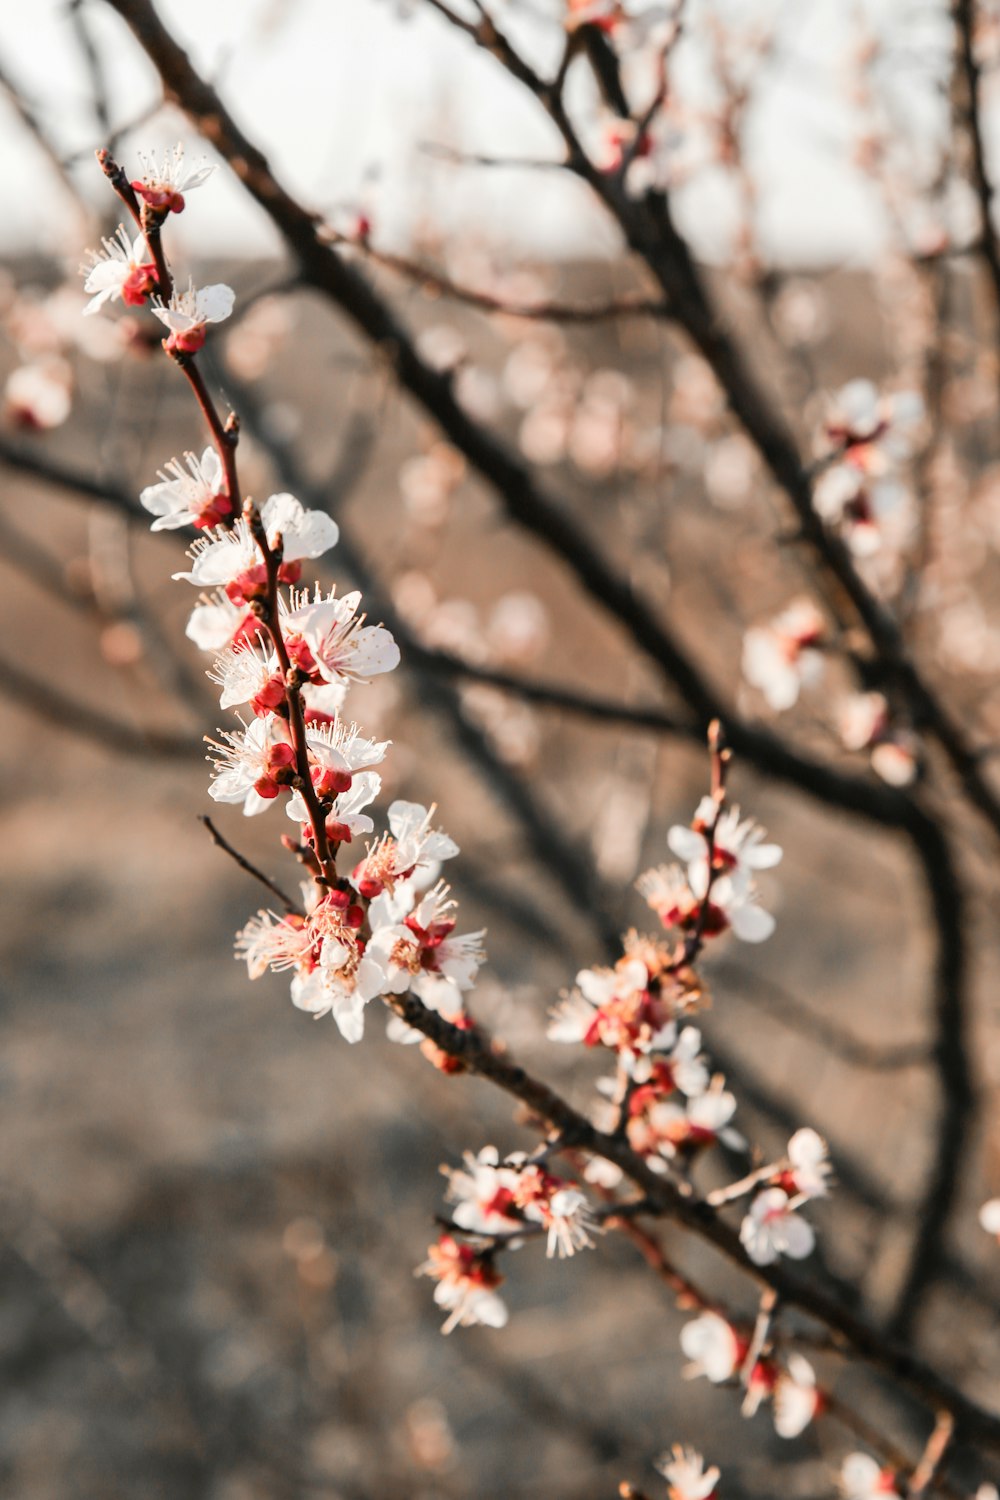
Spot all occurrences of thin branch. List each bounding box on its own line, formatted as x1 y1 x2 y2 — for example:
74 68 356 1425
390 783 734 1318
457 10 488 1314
199 815 302 915
324 230 670 323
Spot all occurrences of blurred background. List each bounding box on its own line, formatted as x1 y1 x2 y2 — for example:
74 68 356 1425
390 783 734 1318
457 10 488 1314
2 2 1000 1497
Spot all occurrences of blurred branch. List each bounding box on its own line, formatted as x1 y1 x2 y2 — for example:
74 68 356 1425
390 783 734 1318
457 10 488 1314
326 230 670 323
0 651 197 758
953 0 1000 358
713 960 931 1072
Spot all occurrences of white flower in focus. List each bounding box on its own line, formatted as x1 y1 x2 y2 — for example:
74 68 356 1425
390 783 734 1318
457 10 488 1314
773 1353 821 1438
390 800 459 872
152 279 234 354
841 1453 901 1500
287 769 382 843
740 1188 815 1267
979 1198 1000 1237
258 492 340 564
668 797 782 898
175 517 257 588
655 1445 720 1500
208 639 282 712
413 929 485 1010
292 926 394 1043
185 591 256 652
679 1312 744 1384
131 144 215 214
206 714 296 816
81 226 157 313
141 447 229 531
786 1129 832 1199
742 598 825 712
236 909 316 980
284 587 399 686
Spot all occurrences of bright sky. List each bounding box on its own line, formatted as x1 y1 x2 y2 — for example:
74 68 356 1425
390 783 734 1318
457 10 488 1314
0 0 956 265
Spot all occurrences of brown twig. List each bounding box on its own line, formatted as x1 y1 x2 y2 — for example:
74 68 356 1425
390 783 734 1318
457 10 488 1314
198 815 302 915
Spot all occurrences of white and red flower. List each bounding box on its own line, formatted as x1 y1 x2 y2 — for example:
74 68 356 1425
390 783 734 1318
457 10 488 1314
781 1129 832 1200
742 598 825 712
773 1353 822 1439
206 714 300 815
352 801 459 899
152 279 234 354
141 447 231 531
668 797 782 899
739 1188 815 1267
131 144 215 215
176 496 338 596
283 586 398 686
841 1453 901 1500
81 225 158 313
418 1234 508 1334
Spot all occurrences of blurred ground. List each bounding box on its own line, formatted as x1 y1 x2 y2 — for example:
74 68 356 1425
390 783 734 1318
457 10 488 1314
2 257 1000 1499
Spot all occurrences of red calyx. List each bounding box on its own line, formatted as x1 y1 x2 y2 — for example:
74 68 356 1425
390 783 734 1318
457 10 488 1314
132 181 185 214
121 263 158 306
164 324 207 355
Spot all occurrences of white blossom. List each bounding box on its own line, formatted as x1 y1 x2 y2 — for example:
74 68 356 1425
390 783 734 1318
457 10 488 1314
81 226 154 314
151 279 234 342
283 587 399 685
132 143 214 212
140 447 228 531
742 598 825 712
979 1197 1000 1237
655 1446 720 1500
679 1312 743 1384
206 714 296 816
841 1453 900 1500
773 1353 820 1438
740 1188 815 1267
668 797 782 899
786 1129 832 1199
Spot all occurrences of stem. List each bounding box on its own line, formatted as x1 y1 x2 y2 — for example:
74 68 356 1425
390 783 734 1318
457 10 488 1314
169 351 241 510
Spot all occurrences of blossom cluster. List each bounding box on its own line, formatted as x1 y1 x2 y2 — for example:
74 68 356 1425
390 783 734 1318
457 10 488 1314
80 142 992 1500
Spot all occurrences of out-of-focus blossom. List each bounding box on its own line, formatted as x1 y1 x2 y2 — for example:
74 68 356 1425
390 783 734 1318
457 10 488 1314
773 1353 822 1438
979 1198 1000 1238
5 359 72 429
739 1188 815 1267
782 1129 832 1199
655 1446 721 1500
418 1234 508 1334
679 1312 745 1383
841 1453 901 1500
742 598 825 711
